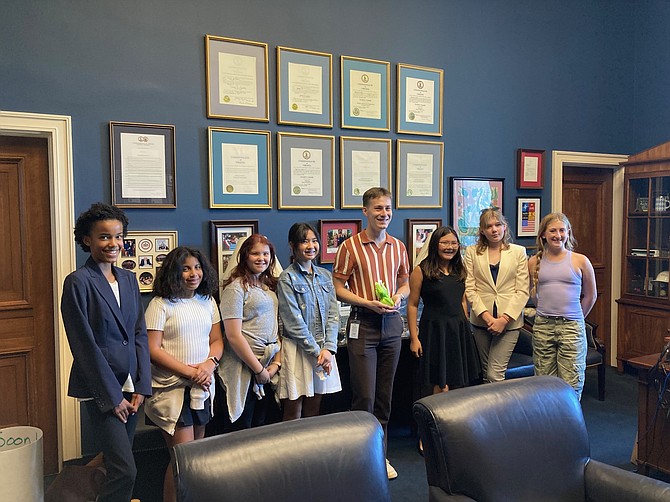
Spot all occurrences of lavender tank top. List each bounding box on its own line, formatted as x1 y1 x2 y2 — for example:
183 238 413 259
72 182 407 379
536 251 583 320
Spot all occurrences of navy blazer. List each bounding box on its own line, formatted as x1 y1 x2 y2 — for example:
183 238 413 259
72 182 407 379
61 256 151 413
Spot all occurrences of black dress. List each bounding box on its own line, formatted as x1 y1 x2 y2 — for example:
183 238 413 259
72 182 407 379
418 273 481 389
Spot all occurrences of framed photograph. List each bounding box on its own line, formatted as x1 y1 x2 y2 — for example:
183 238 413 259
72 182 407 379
451 177 504 247
397 63 444 136
341 55 390 131
517 197 541 238
110 121 176 208
517 149 545 189
117 231 178 293
396 139 444 208
209 220 259 293
319 219 362 264
205 35 269 122
407 218 442 267
277 46 333 127
278 132 335 209
208 127 271 208
340 136 392 209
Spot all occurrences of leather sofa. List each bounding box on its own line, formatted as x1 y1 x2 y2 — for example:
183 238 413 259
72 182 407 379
172 410 390 502
413 376 670 501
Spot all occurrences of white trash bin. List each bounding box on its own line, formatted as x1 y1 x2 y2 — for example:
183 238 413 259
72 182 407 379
0 426 44 502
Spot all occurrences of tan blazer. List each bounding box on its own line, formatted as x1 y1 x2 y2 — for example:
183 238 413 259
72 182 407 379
464 243 530 330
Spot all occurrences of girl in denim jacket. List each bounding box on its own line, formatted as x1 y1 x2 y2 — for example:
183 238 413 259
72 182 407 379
277 222 342 420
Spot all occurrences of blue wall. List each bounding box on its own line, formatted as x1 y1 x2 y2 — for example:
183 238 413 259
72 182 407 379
4 0 669 456
0 0 657 267
632 2 670 152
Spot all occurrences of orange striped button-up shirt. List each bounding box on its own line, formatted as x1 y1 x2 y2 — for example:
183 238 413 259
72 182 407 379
332 230 409 301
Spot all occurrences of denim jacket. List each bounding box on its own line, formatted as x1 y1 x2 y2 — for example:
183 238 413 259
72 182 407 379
277 262 339 359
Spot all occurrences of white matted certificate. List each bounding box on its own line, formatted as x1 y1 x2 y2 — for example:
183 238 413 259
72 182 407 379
290 147 323 196
288 62 323 115
120 132 166 199
221 143 259 194
219 52 258 108
349 69 381 120
351 150 381 196
405 77 434 125
406 153 433 197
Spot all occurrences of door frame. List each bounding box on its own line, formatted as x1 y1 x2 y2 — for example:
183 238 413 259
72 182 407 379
0 110 79 464
551 150 628 366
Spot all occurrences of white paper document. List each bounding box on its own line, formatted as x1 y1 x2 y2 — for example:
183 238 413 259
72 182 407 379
219 52 257 107
221 143 259 194
406 153 433 197
290 147 323 196
120 132 166 199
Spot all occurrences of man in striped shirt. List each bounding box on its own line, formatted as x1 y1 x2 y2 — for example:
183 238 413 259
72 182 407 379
333 187 410 480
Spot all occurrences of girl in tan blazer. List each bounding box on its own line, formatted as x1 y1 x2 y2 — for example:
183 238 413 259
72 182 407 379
464 208 529 382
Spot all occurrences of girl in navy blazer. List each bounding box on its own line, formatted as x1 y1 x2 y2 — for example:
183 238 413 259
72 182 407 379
61 202 151 502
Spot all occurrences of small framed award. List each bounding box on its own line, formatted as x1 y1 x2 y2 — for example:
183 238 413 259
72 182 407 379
396 139 444 209
517 149 545 189
110 121 176 208
340 136 392 209
407 218 442 267
516 197 541 238
277 46 333 128
341 55 390 131
208 127 272 209
205 35 269 122
397 63 444 136
278 132 335 209
210 219 259 297
319 219 362 264
117 230 178 292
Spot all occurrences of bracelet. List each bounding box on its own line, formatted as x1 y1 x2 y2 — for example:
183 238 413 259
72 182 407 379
253 366 264 376
207 356 220 368
269 361 282 368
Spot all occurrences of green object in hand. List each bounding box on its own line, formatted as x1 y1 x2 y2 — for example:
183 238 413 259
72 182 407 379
375 281 395 307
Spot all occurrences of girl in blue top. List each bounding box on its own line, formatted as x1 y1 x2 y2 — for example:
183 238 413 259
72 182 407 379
277 222 342 420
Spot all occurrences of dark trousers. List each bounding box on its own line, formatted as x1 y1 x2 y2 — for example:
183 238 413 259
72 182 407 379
346 309 402 453
84 395 138 502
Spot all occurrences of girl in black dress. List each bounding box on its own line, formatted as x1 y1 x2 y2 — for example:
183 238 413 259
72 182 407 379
408 226 481 395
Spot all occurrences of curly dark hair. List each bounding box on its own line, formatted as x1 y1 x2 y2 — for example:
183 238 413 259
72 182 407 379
223 234 278 292
152 246 218 301
74 202 129 252
420 226 467 282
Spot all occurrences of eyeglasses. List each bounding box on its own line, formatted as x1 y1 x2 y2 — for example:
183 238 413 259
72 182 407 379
439 242 460 248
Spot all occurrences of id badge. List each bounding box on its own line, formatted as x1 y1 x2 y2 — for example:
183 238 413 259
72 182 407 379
349 320 361 340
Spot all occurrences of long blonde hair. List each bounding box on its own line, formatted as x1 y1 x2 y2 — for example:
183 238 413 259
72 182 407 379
530 212 577 296
475 207 512 254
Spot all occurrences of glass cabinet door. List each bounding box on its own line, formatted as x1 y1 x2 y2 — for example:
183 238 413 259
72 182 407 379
625 175 670 299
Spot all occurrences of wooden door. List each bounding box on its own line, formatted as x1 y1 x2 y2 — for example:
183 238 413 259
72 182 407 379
0 136 58 474
562 167 613 363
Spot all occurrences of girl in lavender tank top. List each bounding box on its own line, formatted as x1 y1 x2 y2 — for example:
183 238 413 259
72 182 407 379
528 213 597 400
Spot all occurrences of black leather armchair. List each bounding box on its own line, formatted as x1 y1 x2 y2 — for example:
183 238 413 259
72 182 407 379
413 376 670 502
172 410 390 502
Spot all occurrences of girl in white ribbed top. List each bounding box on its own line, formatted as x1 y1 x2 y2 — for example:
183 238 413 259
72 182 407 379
144 246 223 502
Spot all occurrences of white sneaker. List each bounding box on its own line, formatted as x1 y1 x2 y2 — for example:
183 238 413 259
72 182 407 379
386 458 398 480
